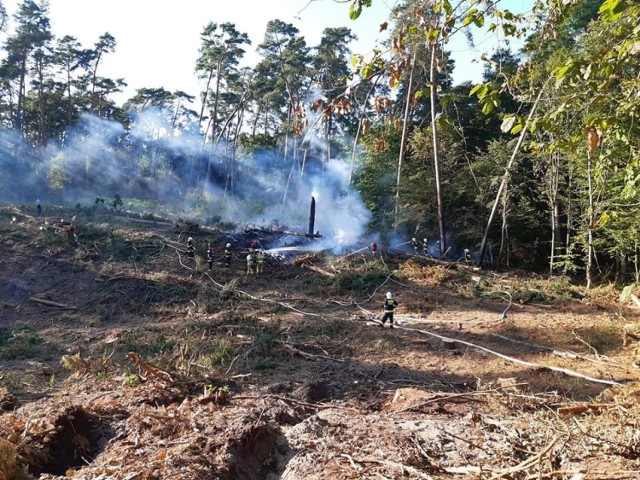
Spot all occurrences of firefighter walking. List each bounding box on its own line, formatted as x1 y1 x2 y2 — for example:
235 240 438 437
381 292 399 328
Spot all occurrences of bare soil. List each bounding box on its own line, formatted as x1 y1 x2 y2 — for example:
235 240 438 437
1 205 640 480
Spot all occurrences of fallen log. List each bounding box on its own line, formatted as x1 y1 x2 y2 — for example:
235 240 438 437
302 263 336 278
397 324 623 387
29 297 77 310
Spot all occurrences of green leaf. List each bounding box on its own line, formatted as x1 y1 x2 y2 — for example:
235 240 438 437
469 83 483 96
500 115 516 133
598 0 625 21
349 1 362 20
510 123 523 135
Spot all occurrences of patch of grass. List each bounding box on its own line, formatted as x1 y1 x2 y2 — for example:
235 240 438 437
252 358 277 370
120 330 174 356
220 279 238 300
0 327 43 360
331 269 389 295
202 339 233 367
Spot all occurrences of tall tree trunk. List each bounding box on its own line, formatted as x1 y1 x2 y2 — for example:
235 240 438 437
198 68 214 128
586 149 594 289
478 85 547 266
549 151 560 275
394 51 417 231
498 187 509 268
429 44 445 255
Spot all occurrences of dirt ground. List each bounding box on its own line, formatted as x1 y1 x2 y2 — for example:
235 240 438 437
1 204 640 480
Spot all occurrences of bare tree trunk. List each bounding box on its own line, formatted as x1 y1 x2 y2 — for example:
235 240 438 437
498 187 509 268
429 44 445 255
198 68 214 128
349 120 362 186
635 242 639 283
394 51 417 231
478 85 547 266
586 149 594 289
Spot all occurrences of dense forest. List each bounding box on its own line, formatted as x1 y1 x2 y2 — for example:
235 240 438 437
0 0 639 285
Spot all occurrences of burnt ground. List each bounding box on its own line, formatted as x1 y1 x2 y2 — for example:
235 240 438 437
1 204 640 479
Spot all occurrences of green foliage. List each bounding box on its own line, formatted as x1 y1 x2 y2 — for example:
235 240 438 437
0 327 43 360
202 339 233 367
123 374 141 387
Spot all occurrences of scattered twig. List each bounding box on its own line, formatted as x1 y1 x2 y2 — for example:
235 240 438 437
29 297 77 310
278 342 345 363
489 436 559 480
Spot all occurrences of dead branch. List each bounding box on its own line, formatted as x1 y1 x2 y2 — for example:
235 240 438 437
29 297 77 310
278 342 344 362
126 352 174 383
572 329 600 358
353 457 434 479
302 263 336 277
232 394 360 412
397 325 623 387
489 436 559 480
557 402 631 416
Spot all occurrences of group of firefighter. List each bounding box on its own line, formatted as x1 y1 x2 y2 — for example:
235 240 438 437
366 237 472 265
186 237 267 275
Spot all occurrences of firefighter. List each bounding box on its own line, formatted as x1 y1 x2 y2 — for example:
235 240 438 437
224 243 232 267
256 250 266 273
411 237 420 253
381 292 399 328
246 253 256 275
369 241 378 255
422 238 429 256
36 198 42 217
249 240 258 256
206 242 214 270
187 237 195 258
463 248 472 265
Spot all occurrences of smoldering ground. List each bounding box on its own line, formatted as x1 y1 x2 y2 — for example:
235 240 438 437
0 107 372 250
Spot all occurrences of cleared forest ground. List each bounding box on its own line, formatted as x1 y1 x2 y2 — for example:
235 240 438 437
1 204 640 480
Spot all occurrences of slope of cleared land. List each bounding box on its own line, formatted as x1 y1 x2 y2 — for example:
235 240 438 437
1 205 639 480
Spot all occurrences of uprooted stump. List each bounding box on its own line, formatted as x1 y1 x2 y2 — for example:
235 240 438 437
209 418 281 480
0 438 19 480
19 406 103 477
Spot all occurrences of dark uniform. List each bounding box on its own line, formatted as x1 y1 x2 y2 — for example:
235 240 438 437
381 294 399 328
422 238 429 255
411 238 420 253
224 244 231 267
207 243 214 270
463 249 472 265
369 242 378 254
187 237 195 258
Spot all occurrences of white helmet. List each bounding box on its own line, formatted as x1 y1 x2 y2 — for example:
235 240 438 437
423 238 427 242
464 248 469 253
226 243 231 248
188 237 193 242
386 292 393 299
412 238 416 242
